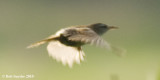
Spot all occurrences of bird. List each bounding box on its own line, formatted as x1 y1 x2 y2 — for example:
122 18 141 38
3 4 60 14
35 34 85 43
27 23 118 68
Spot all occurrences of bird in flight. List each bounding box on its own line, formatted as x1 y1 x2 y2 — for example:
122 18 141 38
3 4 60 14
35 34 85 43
27 23 118 68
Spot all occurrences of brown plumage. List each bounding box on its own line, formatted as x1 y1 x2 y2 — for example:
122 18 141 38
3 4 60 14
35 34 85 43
27 23 118 68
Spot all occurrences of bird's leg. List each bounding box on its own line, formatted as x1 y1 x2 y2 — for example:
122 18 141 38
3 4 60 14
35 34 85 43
77 47 81 60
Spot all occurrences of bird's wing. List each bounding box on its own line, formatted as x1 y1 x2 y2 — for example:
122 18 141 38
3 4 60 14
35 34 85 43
63 28 111 49
47 41 85 68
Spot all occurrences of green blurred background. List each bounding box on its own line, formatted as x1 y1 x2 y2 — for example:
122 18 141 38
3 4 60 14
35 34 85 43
0 0 160 80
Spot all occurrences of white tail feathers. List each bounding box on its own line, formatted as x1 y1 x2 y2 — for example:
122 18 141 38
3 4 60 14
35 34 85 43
27 40 48 48
47 41 85 68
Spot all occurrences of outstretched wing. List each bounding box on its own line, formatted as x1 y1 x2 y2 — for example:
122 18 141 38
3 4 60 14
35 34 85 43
63 28 111 49
47 41 85 68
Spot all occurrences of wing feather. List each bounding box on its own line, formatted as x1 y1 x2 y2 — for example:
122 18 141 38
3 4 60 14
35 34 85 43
64 28 111 49
47 41 85 68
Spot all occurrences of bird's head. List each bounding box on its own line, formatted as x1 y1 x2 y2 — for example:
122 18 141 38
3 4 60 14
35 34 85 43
88 23 118 35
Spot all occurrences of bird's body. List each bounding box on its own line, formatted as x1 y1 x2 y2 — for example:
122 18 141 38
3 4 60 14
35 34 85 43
27 23 118 67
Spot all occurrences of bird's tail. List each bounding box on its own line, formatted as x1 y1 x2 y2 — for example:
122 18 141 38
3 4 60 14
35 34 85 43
27 37 58 48
27 39 48 48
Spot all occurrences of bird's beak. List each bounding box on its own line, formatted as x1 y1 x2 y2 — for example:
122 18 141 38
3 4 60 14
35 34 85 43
108 26 119 30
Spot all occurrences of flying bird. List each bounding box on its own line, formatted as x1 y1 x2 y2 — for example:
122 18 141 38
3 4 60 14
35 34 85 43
27 23 118 68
